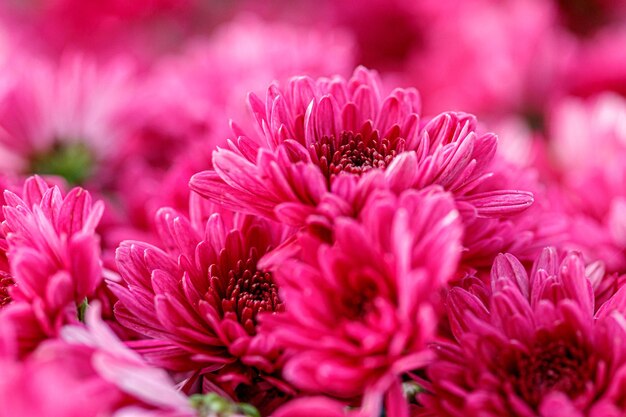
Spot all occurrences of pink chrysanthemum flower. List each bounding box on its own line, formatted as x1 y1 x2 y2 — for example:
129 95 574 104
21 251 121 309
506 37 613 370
0 175 104 354
0 53 134 187
190 67 533 262
262 187 462 411
0 302 210 417
420 248 626 416
109 204 293 413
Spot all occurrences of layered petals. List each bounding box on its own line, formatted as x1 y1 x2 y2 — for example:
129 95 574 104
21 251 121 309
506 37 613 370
191 67 534 271
422 248 626 416
0 175 104 354
262 187 462 408
111 204 293 413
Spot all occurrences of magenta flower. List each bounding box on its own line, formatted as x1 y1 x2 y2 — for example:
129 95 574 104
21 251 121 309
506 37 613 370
190 67 533 270
421 248 626 416
0 338 126 417
110 204 293 412
0 53 134 186
191 66 532 220
262 187 462 410
2 176 103 306
0 175 104 353
0 302 201 417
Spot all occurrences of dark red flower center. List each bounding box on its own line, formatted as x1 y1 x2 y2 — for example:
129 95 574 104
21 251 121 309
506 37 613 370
512 336 595 408
312 130 405 184
235 377 290 415
341 280 379 321
0 273 14 307
209 248 283 335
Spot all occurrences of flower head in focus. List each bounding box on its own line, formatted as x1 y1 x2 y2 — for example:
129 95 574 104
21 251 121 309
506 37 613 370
262 187 463 413
0 175 104 354
110 203 294 413
191 67 533 269
421 248 626 416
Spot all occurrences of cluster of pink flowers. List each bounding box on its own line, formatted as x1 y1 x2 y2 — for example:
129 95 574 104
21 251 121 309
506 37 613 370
1 1 626 416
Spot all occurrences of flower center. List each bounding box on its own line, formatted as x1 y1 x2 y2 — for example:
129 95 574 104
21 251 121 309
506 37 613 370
209 248 283 335
311 130 405 184
234 379 289 416
0 273 13 307
29 142 94 185
341 280 378 321
513 336 594 408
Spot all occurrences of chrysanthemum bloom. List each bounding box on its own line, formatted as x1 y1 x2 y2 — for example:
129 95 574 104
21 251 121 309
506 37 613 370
0 175 104 354
261 187 462 413
110 204 293 412
0 52 134 187
0 302 215 417
191 67 532 264
421 248 626 416
547 93 626 271
0 52 149 258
